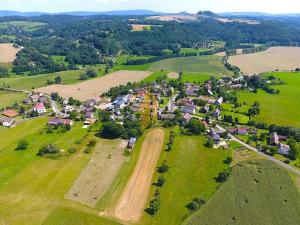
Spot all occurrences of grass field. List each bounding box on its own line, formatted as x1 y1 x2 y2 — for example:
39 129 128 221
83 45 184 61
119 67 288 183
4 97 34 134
0 21 47 31
0 118 118 225
141 135 231 225
183 160 300 225
238 72 300 127
228 46 300 75
180 48 212 54
149 55 232 76
0 90 27 108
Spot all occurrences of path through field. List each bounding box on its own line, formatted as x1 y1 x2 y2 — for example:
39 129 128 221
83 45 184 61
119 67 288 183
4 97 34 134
112 128 165 223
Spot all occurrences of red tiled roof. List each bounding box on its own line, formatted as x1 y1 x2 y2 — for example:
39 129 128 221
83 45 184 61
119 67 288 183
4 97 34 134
1 109 19 118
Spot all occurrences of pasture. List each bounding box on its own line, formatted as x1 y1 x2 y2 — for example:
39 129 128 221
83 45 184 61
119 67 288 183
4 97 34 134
183 160 300 225
141 135 231 225
34 70 152 101
228 47 300 75
0 90 27 108
238 72 300 127
66 139 128 208
0 118 120 225
149 55 232 76
0 21 47 31
112 128 165 223
0 43 20 63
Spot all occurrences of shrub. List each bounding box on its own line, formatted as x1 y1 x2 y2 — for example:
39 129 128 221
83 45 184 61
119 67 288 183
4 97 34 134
156 176 166 187
37 144 60 156
67 147 76 154
216 171 230 182
15 140 29 151
157 160 169 173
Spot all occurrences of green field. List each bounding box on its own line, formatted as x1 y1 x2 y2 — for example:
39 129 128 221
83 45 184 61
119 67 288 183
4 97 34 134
0 90 27 108
183 160 300 225
180 48 212 54
181 72 211 83
238 72 300 127
149 55 232 76
141 135 231 225
0 118 118 225
0 21 47 31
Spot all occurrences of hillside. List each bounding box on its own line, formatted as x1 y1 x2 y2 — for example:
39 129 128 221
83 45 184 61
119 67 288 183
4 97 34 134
183 160 300 225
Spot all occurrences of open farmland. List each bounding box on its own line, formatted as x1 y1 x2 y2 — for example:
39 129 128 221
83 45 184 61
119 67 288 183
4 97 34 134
66 139 128 208
141 135 231 225
183 160 300 225
34 70 152 101
0 21 47 31
228 47 300 75
111 128 165 223
0 90 27 108
146 15 198 22
130 24 152 31
0 43 20 63
149 55 232 76
238 72 300 127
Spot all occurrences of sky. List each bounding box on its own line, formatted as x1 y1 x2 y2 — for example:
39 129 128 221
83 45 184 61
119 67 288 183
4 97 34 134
0 0 299 14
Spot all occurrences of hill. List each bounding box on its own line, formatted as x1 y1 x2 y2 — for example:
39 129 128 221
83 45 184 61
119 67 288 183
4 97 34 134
183 160 300 225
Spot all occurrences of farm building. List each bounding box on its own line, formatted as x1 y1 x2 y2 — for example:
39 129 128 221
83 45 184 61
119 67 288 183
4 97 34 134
1 109 19 118
127 137 137 149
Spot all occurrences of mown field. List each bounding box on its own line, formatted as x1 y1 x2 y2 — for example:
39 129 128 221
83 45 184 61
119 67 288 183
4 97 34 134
149 55 232 76
238 72 300 127
0 118 120 225
0 90 27 108
183 160 300 225
141 135 231 225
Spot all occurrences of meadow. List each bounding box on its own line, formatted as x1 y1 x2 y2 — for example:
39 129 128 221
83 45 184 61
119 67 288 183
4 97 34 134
141 135 231 225
183 160 300 225
0 21 47 31
149 55 232 76
0 118 120 225
0 90 27 108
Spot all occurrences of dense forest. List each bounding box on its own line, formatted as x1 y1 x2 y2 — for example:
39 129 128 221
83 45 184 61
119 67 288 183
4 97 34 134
1 13 300 74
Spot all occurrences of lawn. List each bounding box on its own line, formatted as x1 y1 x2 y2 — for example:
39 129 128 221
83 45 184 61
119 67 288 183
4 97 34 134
0 90 27 108
0 118 113 225
141 135 231 225
183 160 300 225
238 72 300 127
149 55 232 76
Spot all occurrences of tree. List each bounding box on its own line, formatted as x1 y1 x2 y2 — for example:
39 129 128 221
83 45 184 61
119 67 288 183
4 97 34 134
15 140 29 150
216 171 229 182
54 76 62 84
205 139 214 148
157 160 169 173
37 144 60 156
0 67 9 77
223 157 232 164
156 176 166 187
186 119 205 135
99 122 124 139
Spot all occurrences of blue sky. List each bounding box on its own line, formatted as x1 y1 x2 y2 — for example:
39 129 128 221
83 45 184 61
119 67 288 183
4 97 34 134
0 0 299 13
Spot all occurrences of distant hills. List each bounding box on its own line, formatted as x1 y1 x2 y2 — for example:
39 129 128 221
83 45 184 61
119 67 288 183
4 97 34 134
0 10 299 18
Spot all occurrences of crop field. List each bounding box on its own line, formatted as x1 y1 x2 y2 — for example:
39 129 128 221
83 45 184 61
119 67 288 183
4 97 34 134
130 24 153 31
183 160 300 225
238 72 300 127
66 139 128 208
111 128 165 223
0 90 27 108
0 21 47 31
149 55 232 76
0 43 20 63
228 47 300 75
0 118 121 225
141 135 231 225
34 70 152 101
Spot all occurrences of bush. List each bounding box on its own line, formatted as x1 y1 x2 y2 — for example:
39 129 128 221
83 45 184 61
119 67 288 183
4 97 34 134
223 157 233 164
216 171 230 182
205 139 214 148
15 140 29 150
37 144 60 156
87 139 97 147
157 160 169 173
186 197 206 211
68 147 76 154
156 176 166 187
98 122 125 139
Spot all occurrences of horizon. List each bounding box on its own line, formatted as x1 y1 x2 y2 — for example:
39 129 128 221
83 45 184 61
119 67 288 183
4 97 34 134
0 0 300 14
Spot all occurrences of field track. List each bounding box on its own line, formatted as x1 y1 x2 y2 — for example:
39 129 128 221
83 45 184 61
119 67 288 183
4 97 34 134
112 128 165 223
0 43 20 63
228 47 300 75
34 70 152 101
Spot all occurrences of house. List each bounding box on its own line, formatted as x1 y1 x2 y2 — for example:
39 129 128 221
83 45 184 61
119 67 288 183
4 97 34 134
91 96 101 106
128 137 137 149
0 118 15 127
212 134 221 144
212 108 221 118
1 109 19 118
269 132 287 145
214 97 224 105
201 105 210 113
34 103 47 114
160 113 176 121
180 105 196 114
199 96 215 104
62 105 75 113
23 98 32 105
30 94 39 102
85 111 94 119
229 127 249 136
278 143 290 155
48 118 73 126
183 113 192 124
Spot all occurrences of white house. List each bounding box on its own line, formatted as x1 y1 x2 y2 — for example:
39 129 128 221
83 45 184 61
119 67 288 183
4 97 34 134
278 143 290 155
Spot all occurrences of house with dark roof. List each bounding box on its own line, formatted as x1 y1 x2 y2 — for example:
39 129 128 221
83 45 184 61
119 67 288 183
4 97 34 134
180 105 196 114
229 127 249 136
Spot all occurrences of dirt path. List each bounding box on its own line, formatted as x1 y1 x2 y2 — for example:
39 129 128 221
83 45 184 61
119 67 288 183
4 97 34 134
65 139 128 208
111 128 165 223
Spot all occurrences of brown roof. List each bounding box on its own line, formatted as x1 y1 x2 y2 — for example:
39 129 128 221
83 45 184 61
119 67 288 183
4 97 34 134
1 109 19 118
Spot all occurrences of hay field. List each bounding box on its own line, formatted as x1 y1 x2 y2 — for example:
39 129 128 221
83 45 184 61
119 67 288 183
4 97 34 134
0 43 20 63
167 72 179 79
66 139 128 208
228 47 300 75
35 70 152 101
183 160 300 225
146 15 197 22
112 128 165 223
